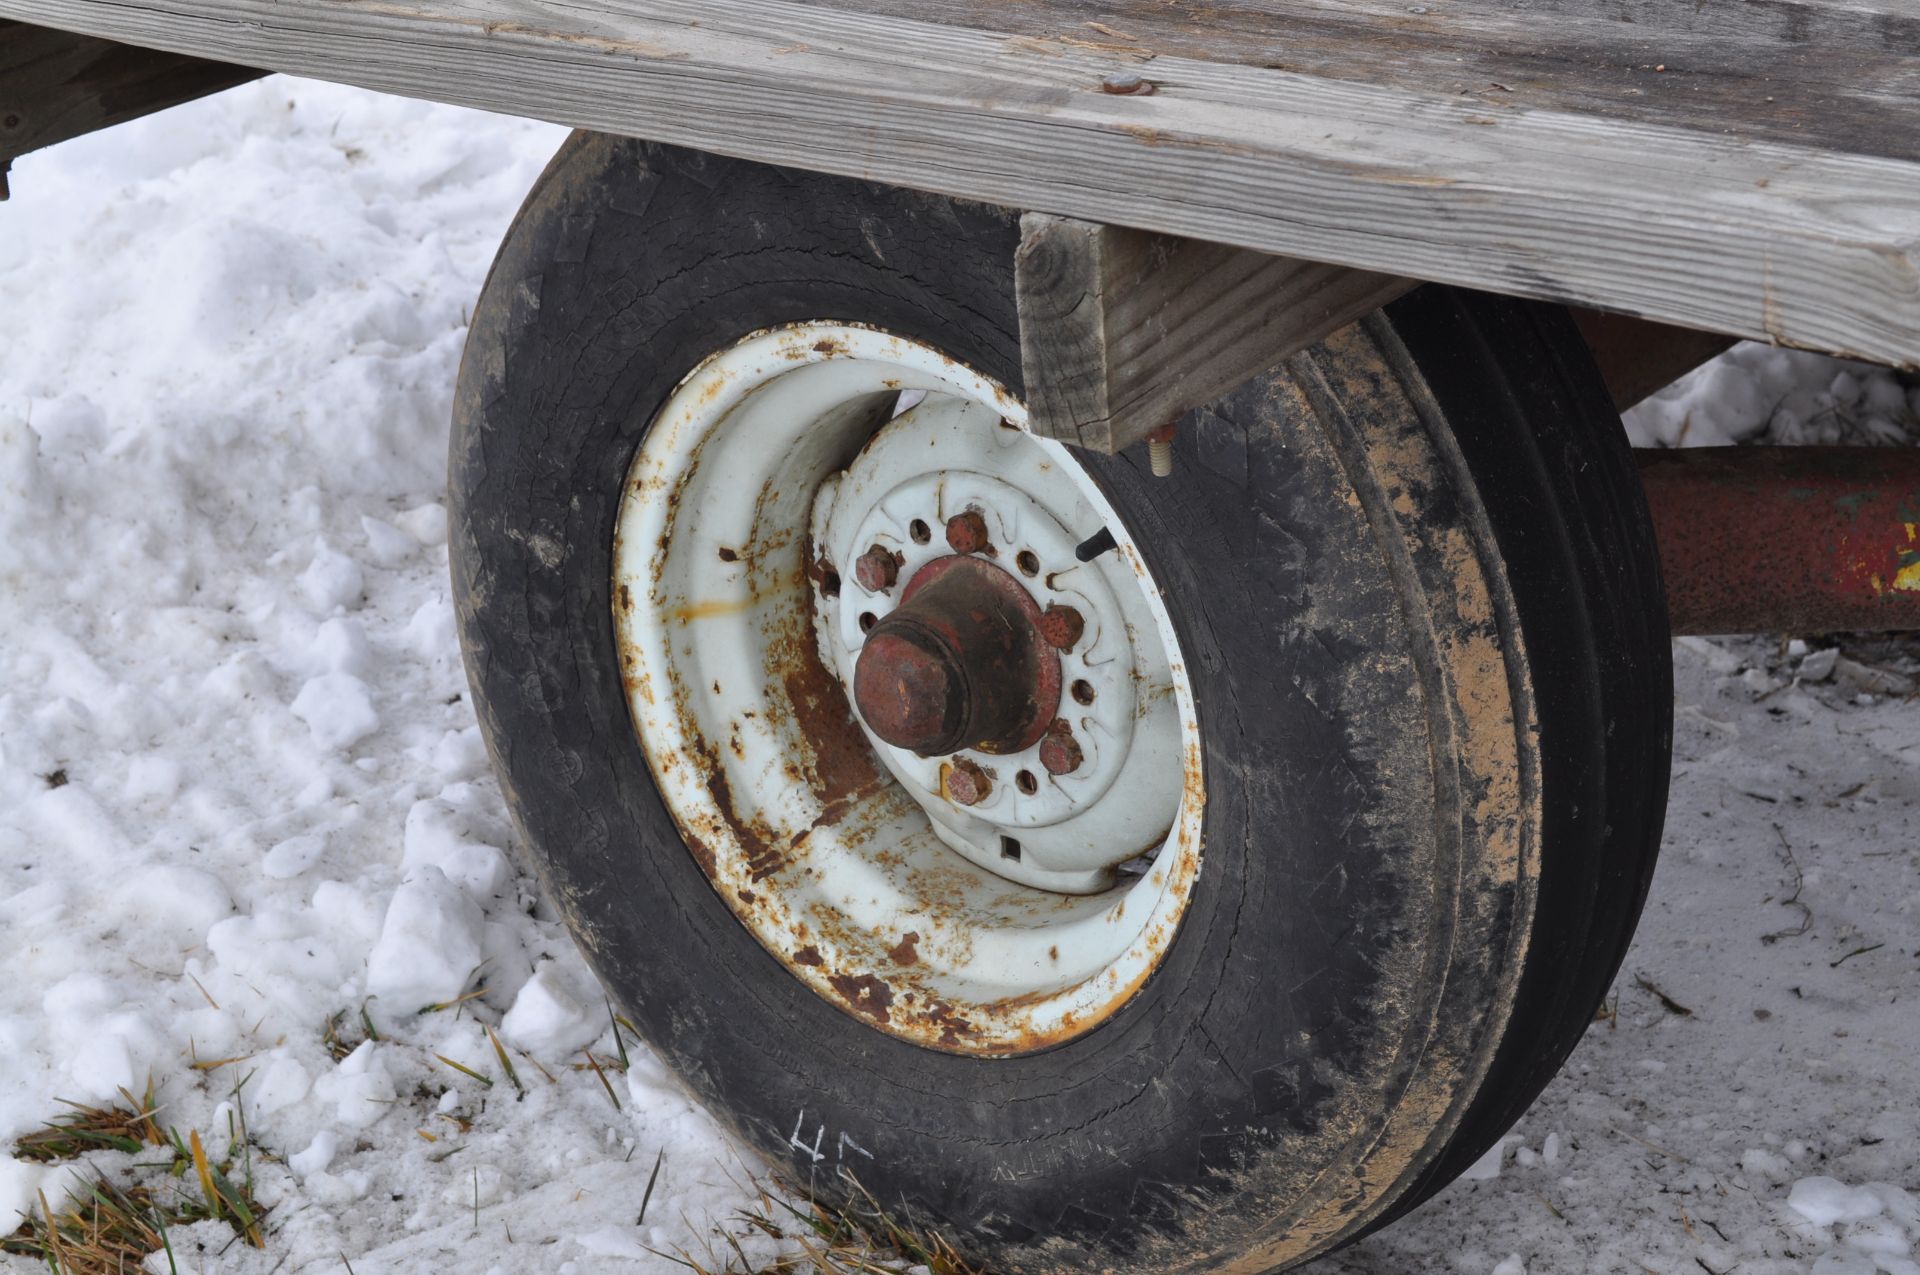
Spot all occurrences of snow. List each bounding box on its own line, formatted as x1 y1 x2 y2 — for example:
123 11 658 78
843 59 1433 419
2 73 1916 1274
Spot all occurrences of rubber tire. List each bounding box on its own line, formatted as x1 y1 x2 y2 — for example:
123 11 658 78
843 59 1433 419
451 133 1672 1272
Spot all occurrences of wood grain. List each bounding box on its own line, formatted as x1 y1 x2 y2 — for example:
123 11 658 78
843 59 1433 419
1018 213 1413 451
830 0 1920 165
0 19 259 183
1 0 1914 367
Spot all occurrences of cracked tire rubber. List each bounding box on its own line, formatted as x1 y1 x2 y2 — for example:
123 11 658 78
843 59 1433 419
451 133 1673 1273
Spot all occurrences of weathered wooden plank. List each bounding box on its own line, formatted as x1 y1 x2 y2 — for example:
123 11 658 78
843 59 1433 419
837 0 1920 166
1018 214 1413 452
0 19 260 194
2 0 1915 369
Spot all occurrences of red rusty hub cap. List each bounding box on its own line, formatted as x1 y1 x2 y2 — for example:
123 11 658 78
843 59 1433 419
852 555 1063 756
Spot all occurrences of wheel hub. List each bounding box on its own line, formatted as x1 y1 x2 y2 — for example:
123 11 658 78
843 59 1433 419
853 555 1062 757
813 390 1185 894
612 323 1203 1053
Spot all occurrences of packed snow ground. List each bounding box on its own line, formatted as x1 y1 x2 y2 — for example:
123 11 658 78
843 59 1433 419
1 77 1915 1275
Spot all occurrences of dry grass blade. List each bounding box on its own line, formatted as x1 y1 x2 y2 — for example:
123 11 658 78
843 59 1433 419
637 1148 664 1227
485 1025 523 1095
583 1050 622 1111
2 1176 176 1275
421 987 489 1014
15 1084 166 1163
434 1053 493 1087
188 1130 221 1221
674 1175 986 1275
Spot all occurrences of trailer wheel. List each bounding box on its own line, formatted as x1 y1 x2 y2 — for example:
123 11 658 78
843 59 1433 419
451 134 1671 1271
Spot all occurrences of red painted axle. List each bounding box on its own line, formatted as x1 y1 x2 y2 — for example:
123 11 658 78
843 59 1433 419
1638 447 1920 635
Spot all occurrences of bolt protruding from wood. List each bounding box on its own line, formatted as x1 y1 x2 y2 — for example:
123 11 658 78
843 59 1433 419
946 510 991 555
853 544 899 593
946 757 992 806
1038 604 1085 650
1148 423 1177 478
1039 720 1084 775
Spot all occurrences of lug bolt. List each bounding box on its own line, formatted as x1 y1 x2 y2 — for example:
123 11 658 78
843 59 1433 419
1147 422 1178 478
945 510 991 555
946 757 992 806
1037 604 1085 650
1039 720 1084 776
853 544 899 593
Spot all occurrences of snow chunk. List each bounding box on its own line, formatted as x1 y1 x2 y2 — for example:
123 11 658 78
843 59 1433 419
359 514 417 566
1461 1135 1520 1181
114 863 234 949
291 672 380 750
288 1130 338 1179
576 1226 653 1260
262 832 328 879
312 616 373 676
403 797 509 899
0 1156 45 1232
403 595 457 661
252 1053 313 1114
1800 647 1839 682
123 755 183 805
1791 1177 1887 1227
395 501 449 546
1840 1214 1910 1255
365 866 485 1011
300 540 365 613
1491 1257 1527 1275
500 961 601 1057
1743 1148 1793 1182
313 1041 397 1128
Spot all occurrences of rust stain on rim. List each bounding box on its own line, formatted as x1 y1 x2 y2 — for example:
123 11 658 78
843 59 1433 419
610 322 1206 1056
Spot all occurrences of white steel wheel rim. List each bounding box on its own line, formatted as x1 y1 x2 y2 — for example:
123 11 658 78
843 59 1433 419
612 323 1203 1055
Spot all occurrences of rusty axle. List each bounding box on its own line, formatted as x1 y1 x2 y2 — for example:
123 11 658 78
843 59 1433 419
1638 447 1920 636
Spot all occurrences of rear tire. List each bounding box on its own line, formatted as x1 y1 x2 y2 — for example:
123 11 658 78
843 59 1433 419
451 133 1672 1271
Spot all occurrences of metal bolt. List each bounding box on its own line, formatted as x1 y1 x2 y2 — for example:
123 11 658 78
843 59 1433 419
1037 604 1085 650
1039 721 1084 775
1147 422 1177 478
946 757 992 806
1101 71 1155 96
853 544 899 593
945 510 991 555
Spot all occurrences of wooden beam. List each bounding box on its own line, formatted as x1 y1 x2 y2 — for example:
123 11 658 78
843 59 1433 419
1017 214 1413 452
0 0 1916 369
0 20 260 196
1569 309 1738 413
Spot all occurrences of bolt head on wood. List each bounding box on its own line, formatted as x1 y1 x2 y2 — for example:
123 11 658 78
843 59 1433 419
1100 71 1154 96
1038 604 1085 650
853 544 899 593
946 757 992 805
1039 722 1084 775
945 510 991 555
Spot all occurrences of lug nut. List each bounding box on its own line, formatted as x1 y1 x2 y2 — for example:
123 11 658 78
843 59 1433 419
1037 604 1085 650
853 544 900 593
945 510 991 555
946 757 992 806
1039 721 1084 775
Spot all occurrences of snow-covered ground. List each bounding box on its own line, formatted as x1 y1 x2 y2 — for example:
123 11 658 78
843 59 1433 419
1 78 1915 1275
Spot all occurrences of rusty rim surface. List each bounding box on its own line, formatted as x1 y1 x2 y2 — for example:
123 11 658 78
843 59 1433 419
611 324 1202 1055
